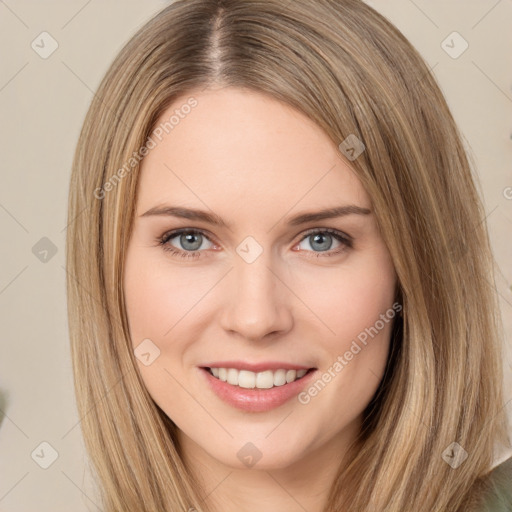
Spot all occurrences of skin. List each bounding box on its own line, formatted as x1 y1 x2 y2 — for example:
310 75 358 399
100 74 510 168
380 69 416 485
123 87 397 512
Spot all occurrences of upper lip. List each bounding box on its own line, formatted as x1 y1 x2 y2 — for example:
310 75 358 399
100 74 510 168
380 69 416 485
200 361 316 372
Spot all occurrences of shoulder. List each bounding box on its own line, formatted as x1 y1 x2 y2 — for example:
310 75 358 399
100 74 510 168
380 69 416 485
472 455 512 511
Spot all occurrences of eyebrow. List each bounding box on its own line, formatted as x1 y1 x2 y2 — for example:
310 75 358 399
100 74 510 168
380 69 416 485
139 204 371 228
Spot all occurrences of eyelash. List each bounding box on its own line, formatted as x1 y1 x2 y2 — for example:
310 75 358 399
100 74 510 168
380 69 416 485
156 228 353 260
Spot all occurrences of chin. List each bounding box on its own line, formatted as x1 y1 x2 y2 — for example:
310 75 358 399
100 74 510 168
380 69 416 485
205 438 308 471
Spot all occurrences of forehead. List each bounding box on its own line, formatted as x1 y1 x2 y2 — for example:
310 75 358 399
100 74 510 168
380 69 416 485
137 87 370 216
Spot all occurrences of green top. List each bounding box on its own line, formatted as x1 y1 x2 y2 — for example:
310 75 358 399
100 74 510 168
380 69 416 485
474 456 512 511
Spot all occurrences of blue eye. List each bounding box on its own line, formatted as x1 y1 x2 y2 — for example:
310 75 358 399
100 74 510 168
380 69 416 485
296 229 352 256
159 229 213 259
301 230 349 255
157 228 352 260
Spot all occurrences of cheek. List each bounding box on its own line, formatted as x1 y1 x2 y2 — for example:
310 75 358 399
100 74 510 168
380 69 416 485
299 253 396 421
123 252 207 412
292 248 396 409
292 250 396 347
123 254 211 346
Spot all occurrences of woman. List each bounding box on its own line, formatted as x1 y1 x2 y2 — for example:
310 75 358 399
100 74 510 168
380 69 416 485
66 0 511 510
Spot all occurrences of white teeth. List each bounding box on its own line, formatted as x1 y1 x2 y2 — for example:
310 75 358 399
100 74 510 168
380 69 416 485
238 370 256 389
208 367 310 388
227 368 238 385
273 369 286 386
286 369 297 383
256 370 274 389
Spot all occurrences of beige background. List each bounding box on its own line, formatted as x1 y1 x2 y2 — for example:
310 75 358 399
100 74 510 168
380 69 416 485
0 1 511 510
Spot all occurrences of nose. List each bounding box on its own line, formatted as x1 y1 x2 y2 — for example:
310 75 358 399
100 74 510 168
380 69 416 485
218 252 293 342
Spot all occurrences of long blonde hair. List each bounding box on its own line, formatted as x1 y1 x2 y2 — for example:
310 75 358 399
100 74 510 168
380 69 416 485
65 0 510 510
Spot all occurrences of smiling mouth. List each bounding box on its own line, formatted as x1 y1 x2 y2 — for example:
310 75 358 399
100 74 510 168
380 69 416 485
203 367 315 389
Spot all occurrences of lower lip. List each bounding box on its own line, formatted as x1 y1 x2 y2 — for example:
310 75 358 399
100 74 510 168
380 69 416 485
199 367 317 412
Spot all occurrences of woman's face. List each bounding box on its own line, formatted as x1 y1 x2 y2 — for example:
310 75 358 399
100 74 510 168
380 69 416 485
124 87 398 471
